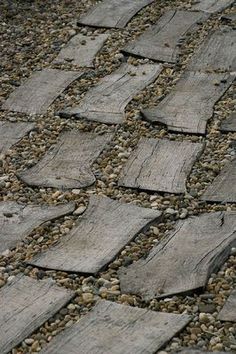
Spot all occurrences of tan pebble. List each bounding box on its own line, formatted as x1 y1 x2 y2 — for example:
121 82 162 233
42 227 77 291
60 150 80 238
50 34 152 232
82 293 94 304
31 340 40 352
74 206 86 215
212 343 223 351
52 191 60 199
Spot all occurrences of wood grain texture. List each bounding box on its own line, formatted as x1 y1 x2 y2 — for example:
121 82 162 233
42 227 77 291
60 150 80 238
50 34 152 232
118 138 204 194
220 112 236 132
218 289 236 322
0 121 35 155
142 71 234 134
53 33 109 67
119 211 236 300
0 275 74 354
200 158 236 203
187 29 236 72
18 131 113 189
191 0 235 13
78 0 154 29
29 195 161 274
0 201 75 253
123 10 206 63
40 300 191 354
63 63 162 124
2 69 83 115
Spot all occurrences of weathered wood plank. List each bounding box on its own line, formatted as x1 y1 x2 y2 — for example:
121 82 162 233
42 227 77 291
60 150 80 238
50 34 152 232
0 201 75 253
218 289 236 322
62 63 162 124
123 10 206 63
53 33 109 67
191 0 235 13
0 121 35 155
187 29 236 72
29 195 161 274
178 351 227 354
40 300 191 354
118 138 204 194
119 211 236 300
220 112 236 132
78 0 154 29
142 71 234 134
0 275 74 354
2 69 83 115
18 131 113 189
201 158 236 203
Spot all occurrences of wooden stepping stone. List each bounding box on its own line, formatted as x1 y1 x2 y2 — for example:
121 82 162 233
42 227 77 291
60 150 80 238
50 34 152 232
2 69 83 115
0 121 35 156
29 195 161 274
187 29 236 72
62 63 162 124
218 289 236 322
122 10 206 63
142 71 234 134
40 300 191 354
118 138 204 194
220 112 236 132
53 33 109 67
119 211 236 300
18 131 113 189
0 201 75 253
191 0 235 13
78 0 154 29
0 275 74 354
201 158 236 203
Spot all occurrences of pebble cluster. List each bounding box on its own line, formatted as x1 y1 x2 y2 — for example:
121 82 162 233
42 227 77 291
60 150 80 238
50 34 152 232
0 0 235 353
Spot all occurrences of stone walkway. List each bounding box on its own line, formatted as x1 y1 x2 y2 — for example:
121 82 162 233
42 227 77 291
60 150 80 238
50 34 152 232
0 0 235 353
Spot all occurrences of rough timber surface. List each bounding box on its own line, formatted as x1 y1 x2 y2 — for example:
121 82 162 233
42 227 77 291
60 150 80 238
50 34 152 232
220 112 236 132
123 10 206 63
118 138 204 194
187 29 236 72
0 121 35 155
18 131 113 189
0 275 74 354
53 33 109 67
63 63 162 124
119 211 236 300
29 195 161 274
2 69 83 115
40 300 191 354
142 71 234 134
0 201 75 253
78 0 154 29
200 158 236 203
191 0 235 13
218 289 236 322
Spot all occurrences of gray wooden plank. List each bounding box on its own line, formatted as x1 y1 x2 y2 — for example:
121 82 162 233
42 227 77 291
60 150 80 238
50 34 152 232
2 69 84 115
218 289 236 322
78 0 154 29
0 121 35 155
18 131 113 189
118 138 204 194
53 33 109 67
191 0 235 13
0 201 75 253
178 351 227 354
0 275 74 354
142 71 234 134
187 29 236 72
220 112 236 132
119 211 236 300
123 10 207 63
200 158 236 203
40 300 191 354
29 195 161 274
62 63 162 124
